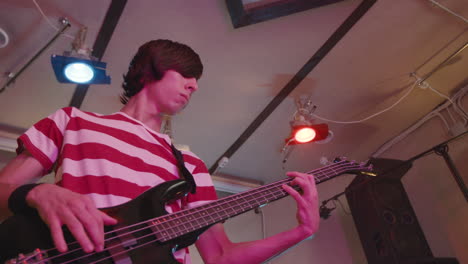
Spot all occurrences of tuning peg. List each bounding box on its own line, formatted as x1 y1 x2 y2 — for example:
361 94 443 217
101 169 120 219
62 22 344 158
319 156 330 165
333 156 348 163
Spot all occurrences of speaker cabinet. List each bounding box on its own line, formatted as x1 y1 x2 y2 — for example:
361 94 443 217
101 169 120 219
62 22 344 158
346 158 434 264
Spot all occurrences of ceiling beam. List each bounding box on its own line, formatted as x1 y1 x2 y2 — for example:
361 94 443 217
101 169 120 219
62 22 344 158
69 0 127 108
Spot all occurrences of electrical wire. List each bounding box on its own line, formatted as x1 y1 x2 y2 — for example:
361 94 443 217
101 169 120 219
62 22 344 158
334 198 351 215
0 27 9 48
433 112 451 132
455 95 468 121
415 29 467 74
371 85 468 157
446 107 457 125
413 72 468 120
310 78 419 124
371 112 443 157
427 83 456 105
31 0 74 39
428 0 468 24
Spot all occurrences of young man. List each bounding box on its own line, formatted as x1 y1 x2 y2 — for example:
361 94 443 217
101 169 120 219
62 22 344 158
0 39 319 263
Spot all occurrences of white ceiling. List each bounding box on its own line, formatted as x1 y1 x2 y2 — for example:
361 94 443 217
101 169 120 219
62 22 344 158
0 0 467 192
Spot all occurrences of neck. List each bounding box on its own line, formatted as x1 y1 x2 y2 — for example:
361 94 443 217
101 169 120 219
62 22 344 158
120 93 165 132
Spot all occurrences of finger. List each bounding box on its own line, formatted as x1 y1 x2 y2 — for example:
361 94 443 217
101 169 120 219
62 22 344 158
288 172 317 197
76 208 105 252
289 177 310 196
80 198 117 251
48 217 68 252
286 171 306 179
287 171 316 185
282 184 307 209
100 211 118 225
60 209 95 253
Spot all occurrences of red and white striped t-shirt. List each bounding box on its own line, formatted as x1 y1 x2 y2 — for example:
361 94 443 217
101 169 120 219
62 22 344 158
17 107 217 263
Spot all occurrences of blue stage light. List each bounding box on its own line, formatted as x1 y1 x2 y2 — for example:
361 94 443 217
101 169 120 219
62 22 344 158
51 55 111 84
63 62 94 83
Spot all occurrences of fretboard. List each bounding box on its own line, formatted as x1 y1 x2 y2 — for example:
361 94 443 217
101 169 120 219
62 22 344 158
147 160 365 242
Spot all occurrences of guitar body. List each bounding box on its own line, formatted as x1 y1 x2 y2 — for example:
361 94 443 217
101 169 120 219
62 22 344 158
0 179 210 264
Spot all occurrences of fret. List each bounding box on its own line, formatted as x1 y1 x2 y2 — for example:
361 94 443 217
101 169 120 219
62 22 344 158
205 207 217 224
146 159 369 243
222 204 236 217
212 205 226 221
170 223 183 237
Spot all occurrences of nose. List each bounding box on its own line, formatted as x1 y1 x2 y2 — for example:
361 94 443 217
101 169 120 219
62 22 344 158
186 82 198 93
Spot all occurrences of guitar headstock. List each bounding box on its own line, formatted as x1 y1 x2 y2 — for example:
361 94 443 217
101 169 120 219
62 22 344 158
332 157 377 177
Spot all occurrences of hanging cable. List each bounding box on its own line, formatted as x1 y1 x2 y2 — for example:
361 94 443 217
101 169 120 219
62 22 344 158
371 85 467 157
455 95 468 120
445 107 457 125
311 78 419 124
31 0 74 39
334 198 351 215
428 0 468 24
0 27 9 48
434 112 451 132
413 72 468 120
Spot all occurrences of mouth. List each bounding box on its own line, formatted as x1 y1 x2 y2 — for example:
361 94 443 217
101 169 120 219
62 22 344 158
180 94 189 103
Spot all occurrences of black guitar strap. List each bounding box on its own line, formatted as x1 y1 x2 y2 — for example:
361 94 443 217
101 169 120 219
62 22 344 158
170 144 197 194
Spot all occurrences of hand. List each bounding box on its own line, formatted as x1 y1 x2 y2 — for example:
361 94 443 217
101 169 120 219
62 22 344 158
282 171 319 239
26 184 118 253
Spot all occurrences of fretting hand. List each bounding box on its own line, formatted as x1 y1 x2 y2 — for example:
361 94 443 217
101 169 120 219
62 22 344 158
282 171 320 239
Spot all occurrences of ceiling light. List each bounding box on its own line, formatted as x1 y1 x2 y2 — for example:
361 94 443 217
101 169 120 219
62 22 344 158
50 26 110 85
51 55 110 84
288 123 329 145
285 96 330 145
64 62 94 83
294 127 315 143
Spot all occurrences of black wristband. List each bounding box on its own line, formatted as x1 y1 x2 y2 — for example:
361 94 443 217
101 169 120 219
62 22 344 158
8 183 42 215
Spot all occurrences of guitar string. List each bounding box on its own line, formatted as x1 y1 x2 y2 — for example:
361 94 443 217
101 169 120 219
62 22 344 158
74 165 368 264
29 162 362 264
32 163 365 264
57 161 350 249
29 162 365 263
29 161 361 264
66 180 317 264
67 184 295 264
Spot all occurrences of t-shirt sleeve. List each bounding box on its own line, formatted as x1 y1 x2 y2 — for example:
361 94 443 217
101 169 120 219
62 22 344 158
16 107 73 174
182 153 218 209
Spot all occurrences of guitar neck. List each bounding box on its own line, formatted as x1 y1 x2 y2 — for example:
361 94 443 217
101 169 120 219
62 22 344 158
150 160 360 242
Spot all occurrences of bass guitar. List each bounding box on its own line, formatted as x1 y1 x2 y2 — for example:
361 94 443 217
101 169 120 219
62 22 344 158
0 158 373 264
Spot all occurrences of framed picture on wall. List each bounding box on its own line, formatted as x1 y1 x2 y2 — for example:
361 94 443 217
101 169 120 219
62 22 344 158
225 0 347 28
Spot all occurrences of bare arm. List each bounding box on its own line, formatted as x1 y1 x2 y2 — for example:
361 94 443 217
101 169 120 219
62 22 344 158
0 151 117 253
196 171 319 264
0 151 43 219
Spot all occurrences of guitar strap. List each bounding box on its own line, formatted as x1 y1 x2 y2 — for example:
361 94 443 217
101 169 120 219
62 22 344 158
170 144 197 194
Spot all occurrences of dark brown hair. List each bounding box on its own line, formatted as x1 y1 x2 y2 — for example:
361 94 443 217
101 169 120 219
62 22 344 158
120 39 203 104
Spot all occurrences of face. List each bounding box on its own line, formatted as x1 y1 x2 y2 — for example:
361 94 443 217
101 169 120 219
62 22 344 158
143 69 198 115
